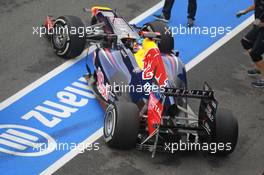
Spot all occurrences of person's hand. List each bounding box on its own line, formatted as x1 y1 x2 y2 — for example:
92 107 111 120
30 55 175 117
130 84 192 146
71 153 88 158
236 10 247 18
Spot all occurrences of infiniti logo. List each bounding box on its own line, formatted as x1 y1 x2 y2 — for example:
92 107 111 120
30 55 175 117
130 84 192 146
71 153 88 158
0 124 57 156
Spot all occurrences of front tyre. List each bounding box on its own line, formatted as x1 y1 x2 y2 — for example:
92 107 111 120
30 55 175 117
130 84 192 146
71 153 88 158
51 16 86 59
104 102 139 149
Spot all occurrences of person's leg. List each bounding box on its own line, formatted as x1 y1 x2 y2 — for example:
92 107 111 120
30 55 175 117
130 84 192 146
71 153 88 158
162 0 175 20
188 0 197 20
240 25 261 76
187 0 197 27
249 29 264 88
255 61 264 77
241 36 261 76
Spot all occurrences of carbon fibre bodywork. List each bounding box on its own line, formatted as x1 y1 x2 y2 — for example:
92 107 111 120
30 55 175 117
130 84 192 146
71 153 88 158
92 47 187 103
89 8 187 115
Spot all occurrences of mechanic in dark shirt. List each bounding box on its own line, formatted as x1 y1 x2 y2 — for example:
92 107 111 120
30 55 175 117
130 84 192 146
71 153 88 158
154 0 197 27
237 0 264 88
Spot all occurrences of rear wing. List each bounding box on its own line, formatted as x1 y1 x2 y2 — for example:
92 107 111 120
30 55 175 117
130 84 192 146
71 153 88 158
163 82 218 136
163 82 215 100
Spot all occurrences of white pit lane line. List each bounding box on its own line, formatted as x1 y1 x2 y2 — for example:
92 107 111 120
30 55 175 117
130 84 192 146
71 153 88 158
0 1 254 174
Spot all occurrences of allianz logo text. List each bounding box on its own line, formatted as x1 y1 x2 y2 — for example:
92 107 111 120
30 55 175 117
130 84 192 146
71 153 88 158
21 77 95 128
0 76 95 156
0 124 56 156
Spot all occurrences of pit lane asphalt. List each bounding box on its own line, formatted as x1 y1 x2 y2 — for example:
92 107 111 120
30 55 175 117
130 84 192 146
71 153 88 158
0 1 263 175
55 27 264 175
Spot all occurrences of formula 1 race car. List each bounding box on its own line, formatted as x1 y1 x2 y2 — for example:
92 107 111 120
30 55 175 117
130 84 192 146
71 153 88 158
43 6 238 157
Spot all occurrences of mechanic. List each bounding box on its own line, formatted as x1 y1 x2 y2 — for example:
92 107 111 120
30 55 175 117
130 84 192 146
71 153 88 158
237 0 264 88
154 0 197 27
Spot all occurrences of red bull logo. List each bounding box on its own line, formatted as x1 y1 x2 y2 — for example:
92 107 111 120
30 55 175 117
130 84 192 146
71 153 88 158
142 47 168 134
142 48 168 87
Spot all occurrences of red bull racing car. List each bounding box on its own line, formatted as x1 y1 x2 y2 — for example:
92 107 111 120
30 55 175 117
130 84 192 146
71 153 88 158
43 6 238 157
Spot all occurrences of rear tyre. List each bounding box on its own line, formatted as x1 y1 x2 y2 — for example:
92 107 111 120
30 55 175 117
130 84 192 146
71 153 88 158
203 109 238 156
104 102 139 149
51 16 86 59
143 20 174 53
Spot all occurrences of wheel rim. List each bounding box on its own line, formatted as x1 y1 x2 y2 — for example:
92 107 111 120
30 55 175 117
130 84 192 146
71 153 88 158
52 24 68 49
104 105 116 137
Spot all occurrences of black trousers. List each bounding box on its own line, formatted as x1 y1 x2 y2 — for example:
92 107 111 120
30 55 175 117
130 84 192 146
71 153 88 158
162 0 197 20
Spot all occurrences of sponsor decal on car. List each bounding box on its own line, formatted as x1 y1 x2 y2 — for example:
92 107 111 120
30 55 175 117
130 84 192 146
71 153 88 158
97 68 110 101
142 47 168 87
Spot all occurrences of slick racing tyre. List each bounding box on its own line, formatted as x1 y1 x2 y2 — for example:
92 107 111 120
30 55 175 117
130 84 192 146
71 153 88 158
51 16 86 59
104 102 139 149
143 20 174 53
201 109 238 156
213 109 238 156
